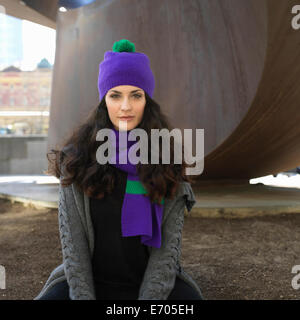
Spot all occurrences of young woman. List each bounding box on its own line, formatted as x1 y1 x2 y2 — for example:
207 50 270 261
35 39 204 300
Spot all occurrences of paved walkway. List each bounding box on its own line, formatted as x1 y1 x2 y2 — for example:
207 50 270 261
1 174 300 218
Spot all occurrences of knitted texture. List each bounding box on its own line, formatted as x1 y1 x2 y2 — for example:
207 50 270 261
34 169 204 300
57 181 96 300
138 201 184 299
109 127 165 248
138 181 204 300
98 39 155 101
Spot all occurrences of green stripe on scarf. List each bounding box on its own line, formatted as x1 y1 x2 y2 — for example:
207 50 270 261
126 180 164 205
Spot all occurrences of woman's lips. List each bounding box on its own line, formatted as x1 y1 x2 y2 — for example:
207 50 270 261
119 116 134 121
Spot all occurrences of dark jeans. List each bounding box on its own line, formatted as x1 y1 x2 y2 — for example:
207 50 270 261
39 276 203 300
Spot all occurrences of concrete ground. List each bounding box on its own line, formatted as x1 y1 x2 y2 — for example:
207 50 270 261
0 173 300 299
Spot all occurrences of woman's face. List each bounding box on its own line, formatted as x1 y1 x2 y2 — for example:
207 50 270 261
105 85 146 131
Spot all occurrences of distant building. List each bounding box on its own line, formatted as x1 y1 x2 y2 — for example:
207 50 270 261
0 59 52 134
37 58 52 69
0 60 52 107
1 66 21 73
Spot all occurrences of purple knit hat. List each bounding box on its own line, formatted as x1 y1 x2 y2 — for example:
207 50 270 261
98 39 155 101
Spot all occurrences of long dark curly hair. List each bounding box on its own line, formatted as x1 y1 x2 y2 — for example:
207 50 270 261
45 92 196 203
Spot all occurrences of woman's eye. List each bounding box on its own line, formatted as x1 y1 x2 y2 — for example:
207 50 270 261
110 94 142 99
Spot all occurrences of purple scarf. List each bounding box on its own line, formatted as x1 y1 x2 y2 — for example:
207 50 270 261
108 127 164 248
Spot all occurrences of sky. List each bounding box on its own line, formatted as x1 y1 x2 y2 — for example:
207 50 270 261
21 19 56 71
0 12 56 71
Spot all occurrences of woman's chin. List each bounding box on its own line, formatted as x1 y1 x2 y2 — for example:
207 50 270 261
115 122 137 131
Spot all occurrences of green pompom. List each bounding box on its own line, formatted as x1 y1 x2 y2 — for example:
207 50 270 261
112 39 135 53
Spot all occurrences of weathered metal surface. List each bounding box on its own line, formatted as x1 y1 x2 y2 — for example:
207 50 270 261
47 0 300 180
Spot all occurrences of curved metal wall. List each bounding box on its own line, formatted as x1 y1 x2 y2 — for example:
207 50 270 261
47 0 300 180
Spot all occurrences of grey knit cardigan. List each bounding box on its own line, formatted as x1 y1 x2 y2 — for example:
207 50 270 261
34 175 203 300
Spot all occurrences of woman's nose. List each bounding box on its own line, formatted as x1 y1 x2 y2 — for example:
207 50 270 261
120 97 131 110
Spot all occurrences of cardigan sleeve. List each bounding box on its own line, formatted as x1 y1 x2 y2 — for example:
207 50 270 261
57 171 96 300
138 182 196 300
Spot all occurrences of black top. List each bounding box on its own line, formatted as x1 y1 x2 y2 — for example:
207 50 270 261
89 165 150 300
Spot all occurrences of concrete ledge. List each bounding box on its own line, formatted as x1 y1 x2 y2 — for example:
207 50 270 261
1 177 300 219
184 183 300 219
0 176 58 209
185 205 300 219
0 193 57 209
